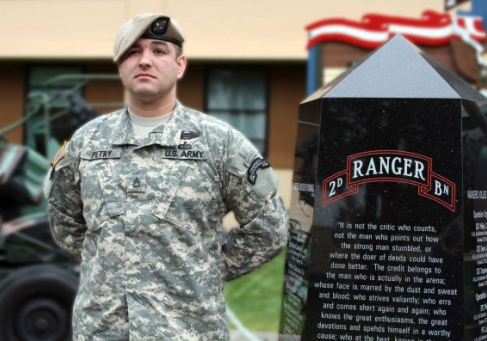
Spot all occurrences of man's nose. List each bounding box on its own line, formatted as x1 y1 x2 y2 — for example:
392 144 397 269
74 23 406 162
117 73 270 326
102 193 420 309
139 49 153 66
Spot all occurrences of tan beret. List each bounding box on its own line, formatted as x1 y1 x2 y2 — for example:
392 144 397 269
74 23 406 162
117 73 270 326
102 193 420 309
113 13 185 62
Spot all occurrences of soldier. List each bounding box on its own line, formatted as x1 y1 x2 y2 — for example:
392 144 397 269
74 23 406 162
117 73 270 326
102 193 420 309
44 12 287 341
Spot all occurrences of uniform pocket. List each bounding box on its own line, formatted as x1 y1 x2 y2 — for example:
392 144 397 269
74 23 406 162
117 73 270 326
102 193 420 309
79 158 126 229
151 159 192 230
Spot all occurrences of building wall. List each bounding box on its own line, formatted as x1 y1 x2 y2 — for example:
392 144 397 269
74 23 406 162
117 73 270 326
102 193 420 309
0 0 472 208
179 61 307 169
268 63 307 168
0 62 24 143
85 63 124 113
0 0 448 60
178 62 205 110
1 59 305 168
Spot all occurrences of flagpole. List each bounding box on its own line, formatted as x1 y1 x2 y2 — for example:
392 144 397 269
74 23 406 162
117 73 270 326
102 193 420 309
307 44 322 96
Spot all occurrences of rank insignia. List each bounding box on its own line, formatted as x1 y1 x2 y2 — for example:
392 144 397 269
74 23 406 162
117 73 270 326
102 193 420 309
178 142 192 150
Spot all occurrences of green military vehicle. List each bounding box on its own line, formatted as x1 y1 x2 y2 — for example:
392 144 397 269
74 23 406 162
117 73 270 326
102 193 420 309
0 75 120 341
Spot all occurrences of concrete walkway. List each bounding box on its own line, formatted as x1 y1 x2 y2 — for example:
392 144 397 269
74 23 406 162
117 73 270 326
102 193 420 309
230 331 278 341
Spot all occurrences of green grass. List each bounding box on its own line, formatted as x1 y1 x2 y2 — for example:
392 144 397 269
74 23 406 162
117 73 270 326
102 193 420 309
224 249 286 332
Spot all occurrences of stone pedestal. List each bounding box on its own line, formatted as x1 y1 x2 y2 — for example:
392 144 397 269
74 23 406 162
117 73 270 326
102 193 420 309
279 35 487 341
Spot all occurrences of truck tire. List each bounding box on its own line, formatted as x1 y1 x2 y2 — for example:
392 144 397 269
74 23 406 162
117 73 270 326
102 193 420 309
0 264 78 341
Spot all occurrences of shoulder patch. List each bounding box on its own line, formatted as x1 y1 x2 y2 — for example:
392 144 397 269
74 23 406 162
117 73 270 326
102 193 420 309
247 158 270 185
52 141 66 166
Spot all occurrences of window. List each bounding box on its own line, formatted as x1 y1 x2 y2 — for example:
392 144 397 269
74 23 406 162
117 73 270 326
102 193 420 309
27 65 84 108
205 66 268 155
25 65 84 156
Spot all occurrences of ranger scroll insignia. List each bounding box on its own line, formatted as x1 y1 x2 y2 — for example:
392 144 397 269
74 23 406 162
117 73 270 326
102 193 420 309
247 157 270 185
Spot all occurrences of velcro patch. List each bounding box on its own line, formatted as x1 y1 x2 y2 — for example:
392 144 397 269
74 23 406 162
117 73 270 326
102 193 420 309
82 149 122 160
161 148 206 160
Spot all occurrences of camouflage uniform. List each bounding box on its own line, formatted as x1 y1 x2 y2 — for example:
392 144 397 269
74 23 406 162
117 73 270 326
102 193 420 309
44 102 288 340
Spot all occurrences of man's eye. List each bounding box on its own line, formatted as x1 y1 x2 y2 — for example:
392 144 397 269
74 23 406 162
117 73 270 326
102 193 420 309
127 49 139 56
153 49 165 55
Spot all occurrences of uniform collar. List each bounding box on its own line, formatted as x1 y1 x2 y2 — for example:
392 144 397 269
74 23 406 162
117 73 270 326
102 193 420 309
110 102 184 148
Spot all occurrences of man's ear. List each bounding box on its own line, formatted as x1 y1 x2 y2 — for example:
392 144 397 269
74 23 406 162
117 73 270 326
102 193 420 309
177 54 187 79
117 60 123 76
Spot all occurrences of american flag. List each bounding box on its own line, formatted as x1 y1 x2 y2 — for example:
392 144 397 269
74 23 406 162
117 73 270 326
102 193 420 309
306 10 486 49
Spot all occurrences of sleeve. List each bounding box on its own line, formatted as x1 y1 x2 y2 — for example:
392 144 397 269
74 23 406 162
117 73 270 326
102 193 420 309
43 140 86 260
222 133 288 281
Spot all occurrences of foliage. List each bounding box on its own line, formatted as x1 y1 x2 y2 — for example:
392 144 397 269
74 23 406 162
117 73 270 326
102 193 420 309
225 249 286 332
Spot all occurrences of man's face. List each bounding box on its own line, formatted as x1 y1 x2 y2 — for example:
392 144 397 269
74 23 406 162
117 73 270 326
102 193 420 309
118 38 186 102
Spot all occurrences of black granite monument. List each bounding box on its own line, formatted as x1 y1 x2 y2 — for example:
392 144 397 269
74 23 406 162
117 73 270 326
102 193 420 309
279 35 487 340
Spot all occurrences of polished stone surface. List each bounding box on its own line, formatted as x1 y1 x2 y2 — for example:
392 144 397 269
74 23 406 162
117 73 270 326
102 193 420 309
279 35 487 340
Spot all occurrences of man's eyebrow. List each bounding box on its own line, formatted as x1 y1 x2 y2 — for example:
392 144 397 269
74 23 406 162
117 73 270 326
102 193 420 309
150 41 170 48
129 40 169 49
